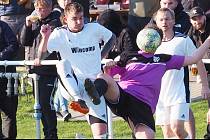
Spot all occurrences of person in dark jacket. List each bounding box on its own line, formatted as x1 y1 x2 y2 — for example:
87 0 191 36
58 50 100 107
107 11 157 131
97 9 137 59
188 7 210 138
181 0 198 12
0 0 34 60
0 20 19 139
197 0 210 14
20 0 62 138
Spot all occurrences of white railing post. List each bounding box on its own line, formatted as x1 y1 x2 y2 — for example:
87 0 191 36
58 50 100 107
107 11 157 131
28 74 41 139
107 106 113 139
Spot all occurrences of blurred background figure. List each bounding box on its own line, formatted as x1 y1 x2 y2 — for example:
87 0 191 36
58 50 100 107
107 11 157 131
97 9 137 59
188 7 210 138
181 0 210 14
128 0 160 34
0 20 19 139
20 0 62 138
54 84 72 122
181 0 198 12
0 0 34 60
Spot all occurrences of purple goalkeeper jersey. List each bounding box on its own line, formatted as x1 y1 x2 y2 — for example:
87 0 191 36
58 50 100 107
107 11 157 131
109 51 184 113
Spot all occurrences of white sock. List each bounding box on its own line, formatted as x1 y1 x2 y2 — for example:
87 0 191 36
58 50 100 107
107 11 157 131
56 60 82 101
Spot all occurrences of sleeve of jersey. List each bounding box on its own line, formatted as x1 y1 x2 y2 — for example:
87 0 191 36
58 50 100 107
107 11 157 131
108 65 126 77
47 29 63 53
166 55 185 70
96 23 113 44
184 36 197 56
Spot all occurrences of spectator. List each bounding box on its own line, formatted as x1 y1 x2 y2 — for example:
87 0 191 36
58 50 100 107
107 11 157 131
181 0 198 12
0 0 34 60
20 0 62 138
85 25 210 139
188 7 210 70
154 7 210 139
128 0 160 36
160 0 191 34
197 0 210 14
188 6 210 138
180 0 210 15
0 20 19 139
36 2 116 138
97 9 137 59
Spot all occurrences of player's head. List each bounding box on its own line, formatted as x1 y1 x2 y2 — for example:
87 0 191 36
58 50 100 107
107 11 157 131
34 0 52 19
154 7 175 32
64 2 84 32
189 7 206 31
136 25 163 53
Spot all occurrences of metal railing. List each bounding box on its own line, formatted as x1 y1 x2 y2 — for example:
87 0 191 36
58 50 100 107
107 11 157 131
0 60 113 139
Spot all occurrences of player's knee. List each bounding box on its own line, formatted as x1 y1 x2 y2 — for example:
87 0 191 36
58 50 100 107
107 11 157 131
135 124 155 139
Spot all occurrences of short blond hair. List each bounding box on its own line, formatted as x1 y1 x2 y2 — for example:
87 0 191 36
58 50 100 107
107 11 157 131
34 0 52 8
154 8 175 21
64 2 83 16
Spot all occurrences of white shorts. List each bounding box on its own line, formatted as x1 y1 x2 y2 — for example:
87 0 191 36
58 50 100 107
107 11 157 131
155 103 190 126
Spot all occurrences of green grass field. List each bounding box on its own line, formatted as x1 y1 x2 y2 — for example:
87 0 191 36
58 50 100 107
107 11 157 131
16 92 209 139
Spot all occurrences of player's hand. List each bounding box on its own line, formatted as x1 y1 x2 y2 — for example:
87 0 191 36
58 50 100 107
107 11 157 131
201 85 210 99
26 15 33 27
40 24 52 38
103 59 116 74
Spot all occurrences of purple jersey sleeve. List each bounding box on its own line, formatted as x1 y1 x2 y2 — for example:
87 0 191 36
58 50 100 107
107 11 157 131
108 65 126 77
166 55 185 70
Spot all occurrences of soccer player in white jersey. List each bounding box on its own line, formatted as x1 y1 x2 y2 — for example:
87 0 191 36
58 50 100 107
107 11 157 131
35 2 116 139
154 8 210 139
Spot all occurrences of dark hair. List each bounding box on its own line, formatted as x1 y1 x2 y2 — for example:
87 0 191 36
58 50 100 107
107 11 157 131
144 24 163 40
97 9 123 37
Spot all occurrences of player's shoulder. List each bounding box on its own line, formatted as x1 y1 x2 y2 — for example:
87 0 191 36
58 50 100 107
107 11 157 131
174 32 188 38
54 25 68 31
85 22 104 29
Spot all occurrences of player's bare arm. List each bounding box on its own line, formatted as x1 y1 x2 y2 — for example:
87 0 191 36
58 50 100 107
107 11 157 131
101 34 116 59
183 36 210 66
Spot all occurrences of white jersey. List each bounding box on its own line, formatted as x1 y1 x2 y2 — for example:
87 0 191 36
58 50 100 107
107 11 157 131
155 32 197 106
48 23 112 81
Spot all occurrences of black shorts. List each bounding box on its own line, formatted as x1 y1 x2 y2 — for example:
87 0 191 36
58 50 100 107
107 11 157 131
105 85 155 132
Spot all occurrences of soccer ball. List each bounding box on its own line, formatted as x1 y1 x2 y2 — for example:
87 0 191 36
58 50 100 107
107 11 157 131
136 28 161 53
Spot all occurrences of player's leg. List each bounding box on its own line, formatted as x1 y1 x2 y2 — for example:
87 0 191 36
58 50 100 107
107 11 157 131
135 124 155 139
83 96 108 139
161 125 176 138
84 73 120 104
89 115 108 139
155 105 176 138
56 59 89 114
185 108 195 139
170 103 190 139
